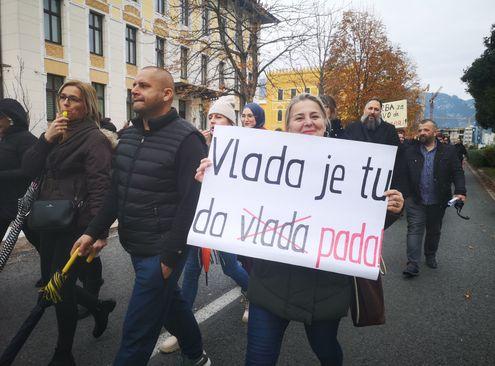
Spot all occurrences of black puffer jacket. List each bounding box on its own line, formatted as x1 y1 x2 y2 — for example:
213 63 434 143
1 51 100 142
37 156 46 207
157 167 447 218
0 99 37 220
248 260 352 324
85 108 207 267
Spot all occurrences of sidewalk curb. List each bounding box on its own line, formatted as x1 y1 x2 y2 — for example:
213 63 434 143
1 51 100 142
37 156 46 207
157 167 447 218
466 162 495 201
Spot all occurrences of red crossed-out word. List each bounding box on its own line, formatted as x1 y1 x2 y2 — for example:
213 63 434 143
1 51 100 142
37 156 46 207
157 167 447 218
237 208 311 253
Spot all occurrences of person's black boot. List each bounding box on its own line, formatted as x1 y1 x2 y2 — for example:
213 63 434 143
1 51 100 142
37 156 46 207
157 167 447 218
78 279 104 320
92 299 116 338
47 348 76 366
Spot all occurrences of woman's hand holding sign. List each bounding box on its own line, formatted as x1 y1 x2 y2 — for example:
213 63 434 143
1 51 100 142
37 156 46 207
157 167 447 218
195 158 212 183
384 189 404 214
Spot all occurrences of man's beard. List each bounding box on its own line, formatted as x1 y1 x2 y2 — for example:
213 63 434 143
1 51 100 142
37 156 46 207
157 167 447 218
361 115 381 131
419 135 435 144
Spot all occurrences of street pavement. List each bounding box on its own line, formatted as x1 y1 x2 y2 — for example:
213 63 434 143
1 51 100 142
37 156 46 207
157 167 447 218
0 166 494 366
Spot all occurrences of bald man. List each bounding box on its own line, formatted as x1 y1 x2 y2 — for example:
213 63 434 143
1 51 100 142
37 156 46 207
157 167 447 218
72 67 210 365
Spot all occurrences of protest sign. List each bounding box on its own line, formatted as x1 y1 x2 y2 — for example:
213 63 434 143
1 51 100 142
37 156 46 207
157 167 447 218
187 126 397 280
382 99 407 129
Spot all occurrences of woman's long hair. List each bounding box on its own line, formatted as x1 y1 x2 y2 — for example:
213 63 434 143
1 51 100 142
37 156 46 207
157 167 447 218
58 80 101 126
285 93 327 130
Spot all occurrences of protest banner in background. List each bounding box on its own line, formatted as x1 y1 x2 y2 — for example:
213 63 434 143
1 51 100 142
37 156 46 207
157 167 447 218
187 126 397 280
382 99 407 129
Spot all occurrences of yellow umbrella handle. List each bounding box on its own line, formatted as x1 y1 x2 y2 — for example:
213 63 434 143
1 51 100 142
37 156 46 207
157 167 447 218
62 249 80 275
86 247 97 263
61 247 96 274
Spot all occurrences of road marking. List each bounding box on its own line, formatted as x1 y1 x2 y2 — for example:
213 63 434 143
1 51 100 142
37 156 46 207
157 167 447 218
150 287 242 358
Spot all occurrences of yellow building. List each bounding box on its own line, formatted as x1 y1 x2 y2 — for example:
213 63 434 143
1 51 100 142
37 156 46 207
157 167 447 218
262 68 320 131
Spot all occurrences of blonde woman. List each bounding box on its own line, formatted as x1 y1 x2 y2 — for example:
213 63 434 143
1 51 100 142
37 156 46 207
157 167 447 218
195 94 404 366
21 81 115 365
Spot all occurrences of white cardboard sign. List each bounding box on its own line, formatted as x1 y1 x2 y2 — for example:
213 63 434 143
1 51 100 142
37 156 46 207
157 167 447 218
382 99 408 129
187 126 397 280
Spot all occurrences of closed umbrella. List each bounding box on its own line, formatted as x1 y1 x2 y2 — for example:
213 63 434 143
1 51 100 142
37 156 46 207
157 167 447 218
0 178 40 272
0 249 95 366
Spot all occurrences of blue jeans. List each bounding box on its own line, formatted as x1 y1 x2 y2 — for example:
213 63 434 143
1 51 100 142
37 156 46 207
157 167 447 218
246 303 343 366
182 245 249 307
405 198 446 266
114 253 203 366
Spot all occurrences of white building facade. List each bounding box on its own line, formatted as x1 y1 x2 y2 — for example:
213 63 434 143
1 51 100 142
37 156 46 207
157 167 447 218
0 0 259 135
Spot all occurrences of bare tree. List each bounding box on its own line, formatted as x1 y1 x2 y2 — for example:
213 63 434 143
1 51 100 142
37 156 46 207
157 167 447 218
166 0 314 106
278 0 340 96
2 57 45 131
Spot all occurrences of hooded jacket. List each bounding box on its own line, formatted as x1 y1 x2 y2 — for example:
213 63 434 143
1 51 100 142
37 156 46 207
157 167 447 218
0 99 37 220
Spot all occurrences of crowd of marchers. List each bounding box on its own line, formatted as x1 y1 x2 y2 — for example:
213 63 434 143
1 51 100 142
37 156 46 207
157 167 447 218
0 66 465 366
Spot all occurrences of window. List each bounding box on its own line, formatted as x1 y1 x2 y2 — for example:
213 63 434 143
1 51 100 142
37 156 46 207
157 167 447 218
89 12 103 56
201 54 208 85
181 0 189 26
46 74 64 121
200 109 207 130
305 87 310 94
179 100 187 119
126 89 136 121
202 1 209 35
277 110 283 122
277 89 283 101
44 0 62 44
156 0 166 15
180 46 188 79
156 37 165 68
234 72 239 91
92 83 105 116
219 61 225 89
126 25 137 65
290 88 296 99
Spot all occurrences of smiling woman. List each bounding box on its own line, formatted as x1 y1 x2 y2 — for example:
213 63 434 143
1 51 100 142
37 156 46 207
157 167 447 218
193 92 404 365
285 93 327 136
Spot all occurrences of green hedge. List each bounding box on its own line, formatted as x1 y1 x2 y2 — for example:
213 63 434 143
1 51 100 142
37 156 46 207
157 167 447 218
484 145 495 166
468 145 495 167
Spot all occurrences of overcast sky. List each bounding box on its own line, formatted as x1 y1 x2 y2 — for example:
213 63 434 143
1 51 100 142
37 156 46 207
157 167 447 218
337 0 495 100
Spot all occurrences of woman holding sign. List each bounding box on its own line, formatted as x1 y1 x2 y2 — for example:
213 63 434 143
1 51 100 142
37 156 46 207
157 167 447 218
195 94 404 366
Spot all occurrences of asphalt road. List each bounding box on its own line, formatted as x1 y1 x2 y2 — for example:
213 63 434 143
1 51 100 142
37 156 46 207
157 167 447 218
1 166 494 366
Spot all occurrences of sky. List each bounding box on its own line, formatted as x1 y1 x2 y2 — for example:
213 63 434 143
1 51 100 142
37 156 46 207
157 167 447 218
337 0 495 100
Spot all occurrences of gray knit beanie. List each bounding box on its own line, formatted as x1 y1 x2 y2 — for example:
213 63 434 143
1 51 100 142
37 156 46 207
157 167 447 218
208 99 236 125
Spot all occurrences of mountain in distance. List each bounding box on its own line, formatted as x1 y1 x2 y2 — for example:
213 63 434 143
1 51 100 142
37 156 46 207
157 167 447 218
424 92 476 128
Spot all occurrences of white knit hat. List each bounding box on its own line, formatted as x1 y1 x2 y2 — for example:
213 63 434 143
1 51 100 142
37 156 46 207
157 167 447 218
208 99 236 125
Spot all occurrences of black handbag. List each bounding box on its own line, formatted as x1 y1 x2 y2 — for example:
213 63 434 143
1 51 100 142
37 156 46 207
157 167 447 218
350 274 385 327
28 199 77 232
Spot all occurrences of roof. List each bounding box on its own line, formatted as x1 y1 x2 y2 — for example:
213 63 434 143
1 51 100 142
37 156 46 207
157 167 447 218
236 0 279 25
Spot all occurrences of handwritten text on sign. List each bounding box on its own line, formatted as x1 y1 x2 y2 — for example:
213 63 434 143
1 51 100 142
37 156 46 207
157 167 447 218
187 126 397 280
382 99 408 129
